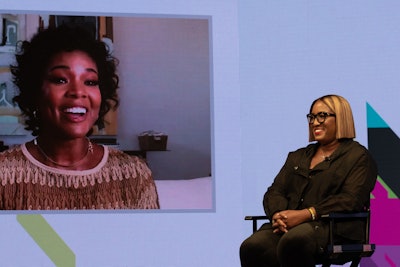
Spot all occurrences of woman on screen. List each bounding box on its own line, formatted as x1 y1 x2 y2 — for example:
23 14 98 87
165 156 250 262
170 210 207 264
0 25 159 210
240 94 377 266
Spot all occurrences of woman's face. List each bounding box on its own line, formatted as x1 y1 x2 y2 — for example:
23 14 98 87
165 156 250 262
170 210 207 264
310 100 337 145
39 50 101 139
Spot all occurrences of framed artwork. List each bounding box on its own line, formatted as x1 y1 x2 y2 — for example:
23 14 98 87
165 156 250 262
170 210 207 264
0 14 28 135
2 18 18 47
0 64 28 135
0 15 19 53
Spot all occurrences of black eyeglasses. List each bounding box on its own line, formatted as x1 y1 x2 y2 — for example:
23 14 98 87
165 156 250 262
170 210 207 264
306 112 336 124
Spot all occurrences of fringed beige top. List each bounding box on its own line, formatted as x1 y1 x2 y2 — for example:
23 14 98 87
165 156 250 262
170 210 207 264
0 144 160 210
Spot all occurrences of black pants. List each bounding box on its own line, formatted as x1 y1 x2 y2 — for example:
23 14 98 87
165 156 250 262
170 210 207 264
240 222 329 267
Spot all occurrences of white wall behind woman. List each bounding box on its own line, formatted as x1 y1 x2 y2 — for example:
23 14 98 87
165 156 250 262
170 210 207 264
114 16 212 180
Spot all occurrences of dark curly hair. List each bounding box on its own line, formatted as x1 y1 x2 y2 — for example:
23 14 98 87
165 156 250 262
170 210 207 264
11 25 119 136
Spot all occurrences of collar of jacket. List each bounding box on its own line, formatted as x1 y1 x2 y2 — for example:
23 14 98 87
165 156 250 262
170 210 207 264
294 138 354 176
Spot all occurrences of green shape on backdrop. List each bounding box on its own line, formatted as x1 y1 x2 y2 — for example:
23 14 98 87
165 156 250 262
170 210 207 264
17 214 75 267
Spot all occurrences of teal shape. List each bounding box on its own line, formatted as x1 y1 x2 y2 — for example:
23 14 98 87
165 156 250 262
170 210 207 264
367 103 389 128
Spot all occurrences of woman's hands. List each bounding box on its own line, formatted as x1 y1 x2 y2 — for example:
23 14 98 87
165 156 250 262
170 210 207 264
271 209 313 234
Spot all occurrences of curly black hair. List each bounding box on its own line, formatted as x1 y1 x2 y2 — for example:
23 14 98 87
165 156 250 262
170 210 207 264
11 25 119 136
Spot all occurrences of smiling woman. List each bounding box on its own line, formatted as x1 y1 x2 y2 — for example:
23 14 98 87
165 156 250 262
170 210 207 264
0 25 160 210
40 50 102 139
240 95 377 267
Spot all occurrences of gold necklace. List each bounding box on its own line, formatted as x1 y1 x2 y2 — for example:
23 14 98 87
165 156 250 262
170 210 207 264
34 138 93 168
320 148 327 159
319 147 333 161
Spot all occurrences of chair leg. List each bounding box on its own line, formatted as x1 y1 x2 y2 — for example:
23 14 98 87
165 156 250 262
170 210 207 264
350 258 361 267
319 258 360 267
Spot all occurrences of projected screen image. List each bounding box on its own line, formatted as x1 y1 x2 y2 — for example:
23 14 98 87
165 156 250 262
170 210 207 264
0 12 213 211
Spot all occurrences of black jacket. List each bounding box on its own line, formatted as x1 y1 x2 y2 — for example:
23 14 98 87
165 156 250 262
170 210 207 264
263 139 377 241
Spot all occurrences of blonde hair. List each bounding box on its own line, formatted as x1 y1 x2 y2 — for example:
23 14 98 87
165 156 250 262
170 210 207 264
308 94 356 142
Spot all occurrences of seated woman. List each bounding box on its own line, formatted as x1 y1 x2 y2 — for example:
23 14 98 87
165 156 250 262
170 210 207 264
240 94 377 267
0 25 159 210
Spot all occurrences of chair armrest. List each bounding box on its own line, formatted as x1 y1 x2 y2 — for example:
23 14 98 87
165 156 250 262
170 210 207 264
244 215 268 221
321 212 369 219
244 215 269 233
321 211 372 250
